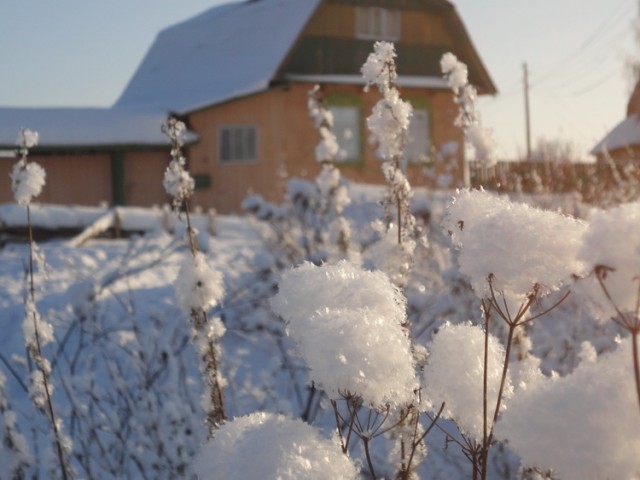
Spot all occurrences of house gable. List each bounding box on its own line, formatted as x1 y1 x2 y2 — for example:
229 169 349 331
276 0 496 94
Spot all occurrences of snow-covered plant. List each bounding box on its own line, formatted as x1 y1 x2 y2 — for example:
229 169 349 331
308 85 355 259
0 370 31 478
10 129 45 206
576 201 640 411
424 322 513 443
272 261 421 478
162 117 226 432
441 189 587 479
441 53 496 168
10 129 74 479
272 261 416 407
496 341 640 479
162 117 194 211
193 412 360 480
361 42 424 288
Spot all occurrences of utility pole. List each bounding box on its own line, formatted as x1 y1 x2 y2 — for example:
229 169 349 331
523 62 532 161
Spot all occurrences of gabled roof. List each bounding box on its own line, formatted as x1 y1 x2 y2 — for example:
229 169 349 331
0 107 194 149
115 0 322 114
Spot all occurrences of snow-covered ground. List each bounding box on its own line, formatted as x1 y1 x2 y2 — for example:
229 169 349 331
1 182 637 479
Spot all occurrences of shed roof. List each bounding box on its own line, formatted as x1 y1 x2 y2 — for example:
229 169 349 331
591 114 640 155
0 107 190 149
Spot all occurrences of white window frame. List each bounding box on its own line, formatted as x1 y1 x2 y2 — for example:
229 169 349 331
328 105 361 163
218 125 258 164
356 7 401 41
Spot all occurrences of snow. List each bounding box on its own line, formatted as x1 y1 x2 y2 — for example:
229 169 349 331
115 0 322 113
11 159 46 206
271 261 417 407
442 189 588 311
423 322 513 442
496 341 640 479
0 107 196 147
193 412 360 480
577 202 640 319
590 113 640 154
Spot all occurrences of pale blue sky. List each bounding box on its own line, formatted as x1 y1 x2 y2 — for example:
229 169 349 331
0 0 637 159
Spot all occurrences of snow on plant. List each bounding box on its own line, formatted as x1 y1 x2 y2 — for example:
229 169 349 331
271 260 416 407
0 370 31 478
576 201 640 412
307 85 356 260
423 322 513 442
10 129 46 206
443 189 587 311
162 116 227 431
496 341 640 479
162 117 194 210
193 412 360 480
441 53 496 168
361 41 422 287
9 128 74 478
175 251 225 313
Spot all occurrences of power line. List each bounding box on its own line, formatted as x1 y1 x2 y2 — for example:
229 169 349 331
530 0 633 87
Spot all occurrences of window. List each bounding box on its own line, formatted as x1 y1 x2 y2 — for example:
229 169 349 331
356 7 401 41
405 109 430 164
219 125 257 163
329 105 361 162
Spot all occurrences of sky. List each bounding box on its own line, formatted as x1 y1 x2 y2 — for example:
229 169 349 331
0 0 637 160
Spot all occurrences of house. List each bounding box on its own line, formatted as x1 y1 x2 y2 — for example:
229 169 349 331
591 79 640 162
0 0 496 213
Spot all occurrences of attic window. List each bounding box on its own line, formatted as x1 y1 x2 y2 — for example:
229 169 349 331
219 125 258 164
356 7 401 41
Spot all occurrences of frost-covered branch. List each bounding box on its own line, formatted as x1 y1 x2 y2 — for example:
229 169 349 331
12 129 73 479
162 117 226 432
441 53 496 168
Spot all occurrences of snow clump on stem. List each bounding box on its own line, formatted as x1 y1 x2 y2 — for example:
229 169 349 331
11 129 45 206
495 341 640 479
193 412 360 480
576 201 640 320
162 117 194 209
271 261 417 407
423 322 513 441
175 251 225 314
443 189 587 311
441 52 496 168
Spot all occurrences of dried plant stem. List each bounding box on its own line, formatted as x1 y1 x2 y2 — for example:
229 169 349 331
27 207 72 480
183 200 226 432
595 268 640 414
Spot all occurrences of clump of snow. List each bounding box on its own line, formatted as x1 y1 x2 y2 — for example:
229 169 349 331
440 52 468 93
11 128 46 206
271 261 417 407
308 85 339 163
192 412 360 480
10 160 46 206
443 189 587 311
20 129 39 149
423 322 512 441
175 252 224 314
440 53 496 167
362 42 413 161
576 202 640 320
162 118 195 208
495 341 640 479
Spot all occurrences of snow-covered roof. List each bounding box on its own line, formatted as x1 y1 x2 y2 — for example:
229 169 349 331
591 114 640 155
284 74 450 89
115 0 322 114
0 107 195 148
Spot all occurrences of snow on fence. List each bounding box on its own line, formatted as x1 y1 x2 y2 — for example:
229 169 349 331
0 203 217 245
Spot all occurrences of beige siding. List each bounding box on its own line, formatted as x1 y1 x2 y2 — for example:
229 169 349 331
186 82 464 213
124 150 169 207
0 154 112 206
